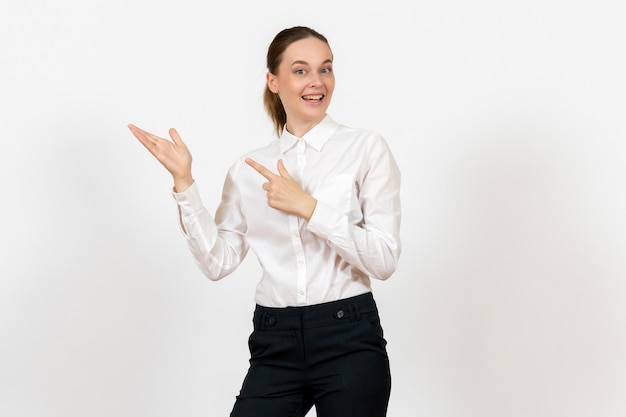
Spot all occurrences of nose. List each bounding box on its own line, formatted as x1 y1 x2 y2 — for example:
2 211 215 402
309 72 322 87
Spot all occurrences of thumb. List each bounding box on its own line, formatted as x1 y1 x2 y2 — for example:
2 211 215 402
169 128 184 146
277 159 293 179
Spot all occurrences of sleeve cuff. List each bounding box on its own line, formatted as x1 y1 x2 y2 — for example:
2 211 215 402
171 181 205 215
306 200 343 239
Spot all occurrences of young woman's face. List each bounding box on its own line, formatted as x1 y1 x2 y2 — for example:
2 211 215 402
267 37 335 135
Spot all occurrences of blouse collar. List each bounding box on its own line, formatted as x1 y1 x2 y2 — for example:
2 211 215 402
279 115 340 154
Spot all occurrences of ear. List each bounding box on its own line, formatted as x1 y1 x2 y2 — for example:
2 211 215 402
266 72 279 94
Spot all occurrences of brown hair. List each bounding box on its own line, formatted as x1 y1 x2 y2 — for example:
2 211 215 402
264 26 331 136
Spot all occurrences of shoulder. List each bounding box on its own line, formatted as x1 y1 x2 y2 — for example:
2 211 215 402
334 123 399 176
226 138 281 179
333 122 392 153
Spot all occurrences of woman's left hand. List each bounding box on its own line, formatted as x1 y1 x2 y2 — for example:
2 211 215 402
245 158 317 221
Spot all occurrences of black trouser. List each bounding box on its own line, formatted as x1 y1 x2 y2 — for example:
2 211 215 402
230 292 391 417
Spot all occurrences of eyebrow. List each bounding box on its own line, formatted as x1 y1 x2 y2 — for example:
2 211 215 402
290 59 333 67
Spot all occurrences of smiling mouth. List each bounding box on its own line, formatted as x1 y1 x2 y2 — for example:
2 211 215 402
302 94 324 102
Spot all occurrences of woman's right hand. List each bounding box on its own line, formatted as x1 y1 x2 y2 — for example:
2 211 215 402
128 124 194 192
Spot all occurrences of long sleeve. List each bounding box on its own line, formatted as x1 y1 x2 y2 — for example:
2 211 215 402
172 172 249 281
306 134 401 280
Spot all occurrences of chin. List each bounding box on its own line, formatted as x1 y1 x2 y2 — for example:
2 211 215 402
302 105 329 118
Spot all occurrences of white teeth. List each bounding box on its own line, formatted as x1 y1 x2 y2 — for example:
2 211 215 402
303 95 323 101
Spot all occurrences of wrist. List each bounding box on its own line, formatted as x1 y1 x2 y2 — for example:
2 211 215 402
173 175 194 193
302 197 317 222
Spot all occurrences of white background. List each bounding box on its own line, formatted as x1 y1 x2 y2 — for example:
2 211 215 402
1 0 625 416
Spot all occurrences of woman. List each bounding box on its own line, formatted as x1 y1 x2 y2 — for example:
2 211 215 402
129 26 401 417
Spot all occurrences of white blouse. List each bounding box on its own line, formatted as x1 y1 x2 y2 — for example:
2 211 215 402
172 115 401 307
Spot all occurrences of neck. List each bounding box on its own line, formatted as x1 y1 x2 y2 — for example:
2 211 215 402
285 114 326 138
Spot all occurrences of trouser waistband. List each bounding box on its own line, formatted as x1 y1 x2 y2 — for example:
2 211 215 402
253 292 378 331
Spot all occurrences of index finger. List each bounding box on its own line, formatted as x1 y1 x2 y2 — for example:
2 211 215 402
128 124 162 147
245 158 277 180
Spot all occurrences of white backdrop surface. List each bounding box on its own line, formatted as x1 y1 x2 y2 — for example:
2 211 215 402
1 1 625 416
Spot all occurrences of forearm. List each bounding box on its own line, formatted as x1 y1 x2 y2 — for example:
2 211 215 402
307 201 401 280
172 181 248 280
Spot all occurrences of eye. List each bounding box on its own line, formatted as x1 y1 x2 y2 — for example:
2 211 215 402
295 69 306 75
321 67 333 74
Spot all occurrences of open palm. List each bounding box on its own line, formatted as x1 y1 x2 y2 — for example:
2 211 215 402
128 124 194 191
